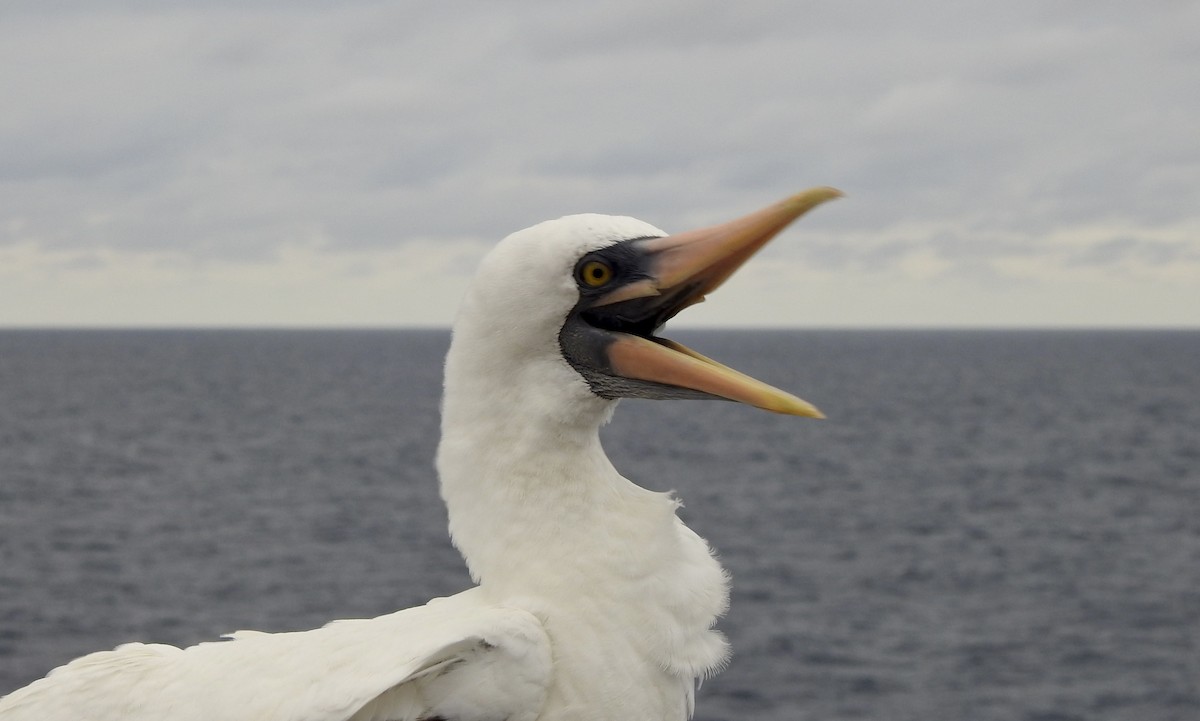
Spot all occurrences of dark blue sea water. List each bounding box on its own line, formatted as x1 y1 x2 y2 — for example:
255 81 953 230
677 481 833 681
0 329 1197 721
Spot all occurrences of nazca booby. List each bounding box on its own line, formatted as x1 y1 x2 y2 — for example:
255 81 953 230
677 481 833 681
0 187 842 721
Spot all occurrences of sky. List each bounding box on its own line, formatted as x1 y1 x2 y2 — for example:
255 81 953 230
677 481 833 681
2 1 1198 328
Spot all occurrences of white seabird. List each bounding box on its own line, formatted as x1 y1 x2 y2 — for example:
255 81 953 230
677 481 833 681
0 187 842 721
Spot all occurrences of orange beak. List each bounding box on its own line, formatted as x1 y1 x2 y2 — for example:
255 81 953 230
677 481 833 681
590 187 842 416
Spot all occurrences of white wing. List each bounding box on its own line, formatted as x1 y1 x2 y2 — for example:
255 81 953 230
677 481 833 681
0 589 552 721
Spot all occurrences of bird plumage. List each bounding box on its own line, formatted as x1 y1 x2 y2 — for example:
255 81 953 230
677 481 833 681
0 189 840 721
0 590 551 721
436 212 731 719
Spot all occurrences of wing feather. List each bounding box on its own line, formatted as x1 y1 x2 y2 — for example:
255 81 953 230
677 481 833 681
0 589 552 721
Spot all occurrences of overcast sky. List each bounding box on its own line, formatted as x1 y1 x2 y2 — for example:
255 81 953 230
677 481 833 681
2 1 1197 327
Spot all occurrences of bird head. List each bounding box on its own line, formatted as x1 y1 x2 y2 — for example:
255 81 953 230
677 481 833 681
445 187 842 424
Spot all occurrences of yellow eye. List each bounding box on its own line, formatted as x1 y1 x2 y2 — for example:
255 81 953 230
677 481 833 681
579 259 614 288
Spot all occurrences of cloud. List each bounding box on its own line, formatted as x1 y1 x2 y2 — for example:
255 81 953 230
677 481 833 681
1 1 1198 326
1065 235 1200 270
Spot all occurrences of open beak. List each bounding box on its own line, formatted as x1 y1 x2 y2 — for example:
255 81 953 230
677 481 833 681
583 187 842 417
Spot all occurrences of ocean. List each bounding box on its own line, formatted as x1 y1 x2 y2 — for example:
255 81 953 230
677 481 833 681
0 329 1196 721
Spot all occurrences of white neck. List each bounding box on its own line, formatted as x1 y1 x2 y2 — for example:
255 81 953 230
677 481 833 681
435 327 731 699
437 336 652 594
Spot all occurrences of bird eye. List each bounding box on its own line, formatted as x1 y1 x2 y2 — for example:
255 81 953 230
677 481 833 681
578 259 614 288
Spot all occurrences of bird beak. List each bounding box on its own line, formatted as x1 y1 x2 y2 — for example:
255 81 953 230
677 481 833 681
595 187 842 417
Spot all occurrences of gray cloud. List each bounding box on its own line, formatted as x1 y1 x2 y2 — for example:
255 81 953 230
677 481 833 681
2 1 1198 325
1066 236 1200 268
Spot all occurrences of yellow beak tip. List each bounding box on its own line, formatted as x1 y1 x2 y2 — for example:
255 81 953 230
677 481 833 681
784 186 845 214
772 397 824 419
800 407 826 420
